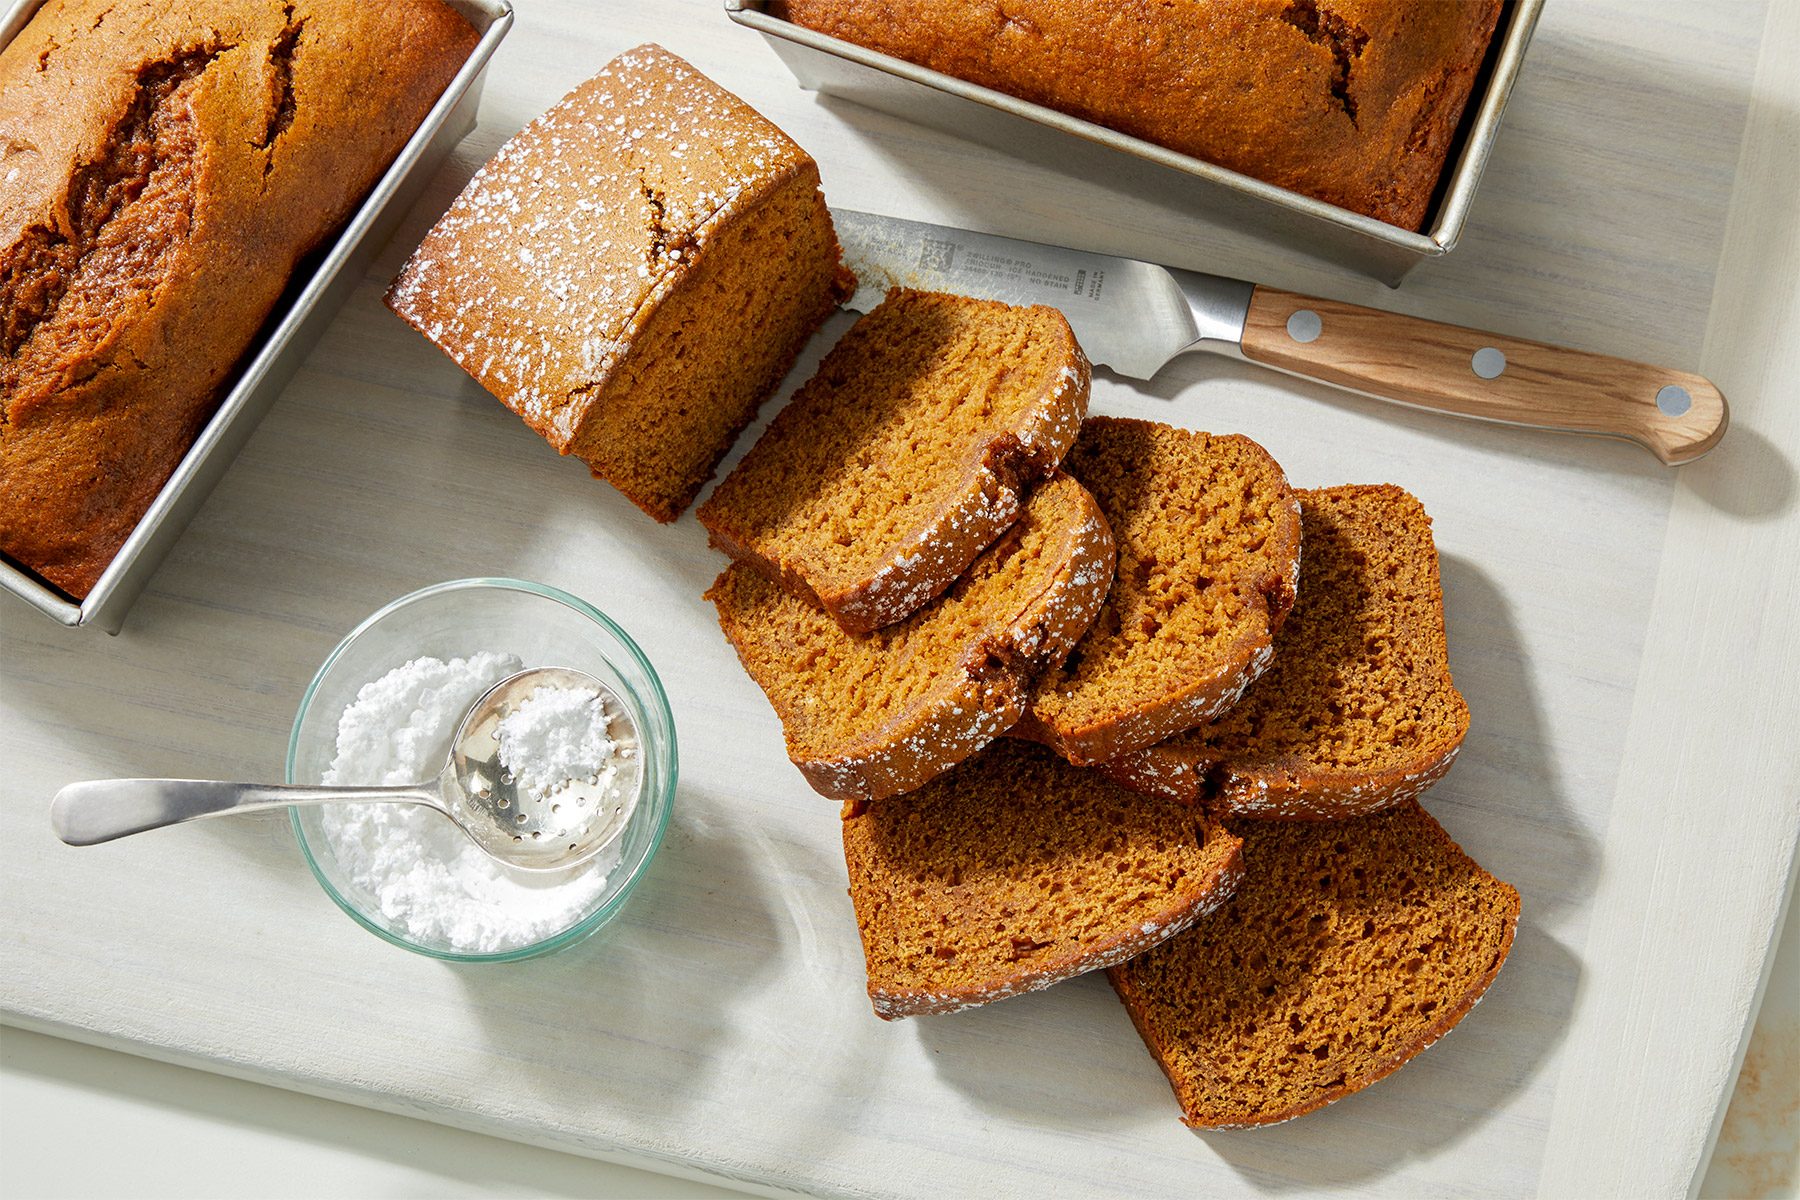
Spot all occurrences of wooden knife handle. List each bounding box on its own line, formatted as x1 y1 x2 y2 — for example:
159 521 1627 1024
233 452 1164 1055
1239 287 1728 464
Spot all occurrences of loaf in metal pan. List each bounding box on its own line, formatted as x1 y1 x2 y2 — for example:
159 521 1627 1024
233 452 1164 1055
0 0 479 598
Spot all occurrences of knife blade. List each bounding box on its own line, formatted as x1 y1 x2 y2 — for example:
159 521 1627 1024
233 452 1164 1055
829 208 1728 465
834 208 1249 381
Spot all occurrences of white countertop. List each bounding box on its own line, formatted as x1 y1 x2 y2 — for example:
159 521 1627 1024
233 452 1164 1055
4 902 1790 1197
0 1027 748 1199
3 1 1798 1197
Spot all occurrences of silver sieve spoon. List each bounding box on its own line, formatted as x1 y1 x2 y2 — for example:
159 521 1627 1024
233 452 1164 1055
49 667 641 873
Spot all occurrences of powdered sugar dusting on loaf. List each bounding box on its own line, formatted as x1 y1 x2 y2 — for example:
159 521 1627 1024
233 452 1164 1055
1285 504 1305 604
1004 482 1115 668
846 463 1023 629
703 296 1090 633
386 44 810 446
715 476 1113 805
1022 420 1302 765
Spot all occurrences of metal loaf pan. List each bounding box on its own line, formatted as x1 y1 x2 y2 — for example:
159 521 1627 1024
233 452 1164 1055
0 0 514 633
726 0 1542 286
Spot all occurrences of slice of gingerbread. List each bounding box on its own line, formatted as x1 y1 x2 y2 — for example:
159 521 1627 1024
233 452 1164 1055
1013 417 1302 765
1108 802 1518 1128
1103 485 1469 819
707 472 1114 806
699 289 1089 633
844 740 1244 1018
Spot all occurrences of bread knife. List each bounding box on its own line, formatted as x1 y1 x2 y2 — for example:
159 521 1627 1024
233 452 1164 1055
832 209 1727 465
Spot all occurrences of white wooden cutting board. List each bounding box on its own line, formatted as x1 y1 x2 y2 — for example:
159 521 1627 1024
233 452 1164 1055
3 2 1796 1197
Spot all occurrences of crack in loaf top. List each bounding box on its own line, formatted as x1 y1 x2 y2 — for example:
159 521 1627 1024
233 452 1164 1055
2 0 473 315
386 44 816 448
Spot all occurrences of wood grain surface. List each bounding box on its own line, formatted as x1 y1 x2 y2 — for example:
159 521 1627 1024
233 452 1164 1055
1241 286 1729 463
1 2 1795 1198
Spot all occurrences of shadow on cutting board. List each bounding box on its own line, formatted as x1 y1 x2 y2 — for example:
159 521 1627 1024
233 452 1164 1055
441 790 796 1114
1678 424 1796 524
914 555 1592 1189
442 785 886 1169
1431 555 1596 923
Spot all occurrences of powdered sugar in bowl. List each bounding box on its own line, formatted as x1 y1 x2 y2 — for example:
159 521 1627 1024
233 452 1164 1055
287 579 676 961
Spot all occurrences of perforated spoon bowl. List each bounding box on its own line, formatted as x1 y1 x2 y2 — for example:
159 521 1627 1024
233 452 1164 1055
50 667 640 873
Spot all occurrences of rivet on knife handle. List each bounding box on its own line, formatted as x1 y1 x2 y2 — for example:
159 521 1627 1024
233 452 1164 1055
1238 287 1729 465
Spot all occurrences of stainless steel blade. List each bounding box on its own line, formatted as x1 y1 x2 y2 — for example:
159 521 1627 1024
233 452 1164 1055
832 209 1254 380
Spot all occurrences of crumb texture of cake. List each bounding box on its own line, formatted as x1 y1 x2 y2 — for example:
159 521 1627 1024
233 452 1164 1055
698 288 1090 633
844 740 1245 1019
773 0 1502 230
706 472 1115 805
0 0 478 598
386 44 852 523
1107 802 1519 1128
1015 417 1301 765
1104 484 1468 818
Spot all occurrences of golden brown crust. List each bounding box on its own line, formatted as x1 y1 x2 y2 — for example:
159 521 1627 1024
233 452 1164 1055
775 0 1502 230
700 289 1090 633
0 0 477 597
387 45 852 523
708 472 1116 806
844 740 1245 1018
1101 484 1469 820
1106 803 1519 1128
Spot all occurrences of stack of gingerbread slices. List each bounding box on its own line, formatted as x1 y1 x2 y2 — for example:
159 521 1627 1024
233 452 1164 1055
699 290 1518 1129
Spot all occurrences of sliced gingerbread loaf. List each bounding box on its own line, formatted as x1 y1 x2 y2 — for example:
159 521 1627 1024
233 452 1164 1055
1107 802 1518 1128
388 45 852 522
1013 417 1302 765
1103 485 1469 819
707 473 1115 806
699 289 1089 633
844 740 1245 1018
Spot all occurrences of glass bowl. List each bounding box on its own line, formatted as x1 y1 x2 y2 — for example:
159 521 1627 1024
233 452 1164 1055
288 578 676 962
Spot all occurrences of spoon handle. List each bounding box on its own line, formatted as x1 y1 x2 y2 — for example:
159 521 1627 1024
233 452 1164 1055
50 778 443 846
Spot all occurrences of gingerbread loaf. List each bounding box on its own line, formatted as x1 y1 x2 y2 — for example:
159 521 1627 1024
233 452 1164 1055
774 0 1502 229
387 45 853 522
1 0 478 597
